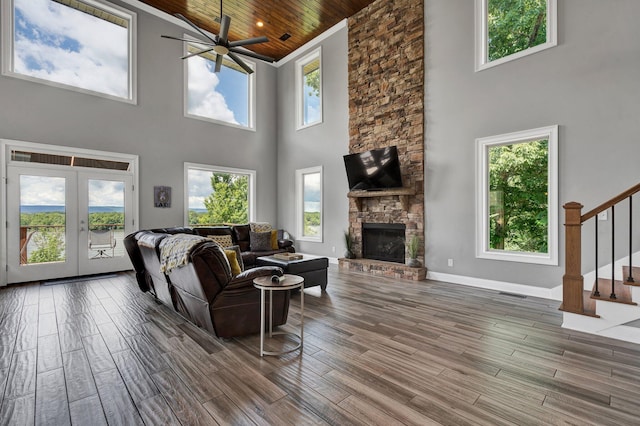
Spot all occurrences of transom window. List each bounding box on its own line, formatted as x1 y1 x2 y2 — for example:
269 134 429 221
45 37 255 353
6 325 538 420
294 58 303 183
1 0 136 102
295 47 322 130
475 0 557 71
476 125 558 265
185 43 255 130
185 163 256 226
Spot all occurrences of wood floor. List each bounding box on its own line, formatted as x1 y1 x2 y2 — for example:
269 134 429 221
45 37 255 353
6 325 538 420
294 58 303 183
2 266 640 425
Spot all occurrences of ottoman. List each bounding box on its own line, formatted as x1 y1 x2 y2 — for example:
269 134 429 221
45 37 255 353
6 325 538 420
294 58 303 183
256 254 329 290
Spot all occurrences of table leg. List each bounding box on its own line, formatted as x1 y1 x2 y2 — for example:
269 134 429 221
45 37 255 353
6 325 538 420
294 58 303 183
300 282 304 348
260 288 265 357
269 289 273 338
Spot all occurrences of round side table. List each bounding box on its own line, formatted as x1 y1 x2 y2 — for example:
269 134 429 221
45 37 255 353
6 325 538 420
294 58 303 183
253 274 304 357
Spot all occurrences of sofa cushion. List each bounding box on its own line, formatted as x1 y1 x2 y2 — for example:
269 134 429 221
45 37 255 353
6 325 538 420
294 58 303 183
250 231 272 251
207 234 233 247
250 222 272 233
224 248 242 276
270 230 279 250
225 245 244 272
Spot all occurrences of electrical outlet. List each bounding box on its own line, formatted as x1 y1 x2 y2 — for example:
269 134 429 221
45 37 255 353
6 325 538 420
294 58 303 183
598 211 608 221
447 258 454 267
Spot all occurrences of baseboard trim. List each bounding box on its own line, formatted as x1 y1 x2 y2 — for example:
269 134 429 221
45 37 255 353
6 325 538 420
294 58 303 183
427 271 556 300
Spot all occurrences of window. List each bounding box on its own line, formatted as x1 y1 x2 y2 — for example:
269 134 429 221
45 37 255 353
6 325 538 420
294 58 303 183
295 166 323 242
185 43 255 130
295 48 322 129
476 125 558 265
1 0 136 102
475 0 557 71
185 163 255 226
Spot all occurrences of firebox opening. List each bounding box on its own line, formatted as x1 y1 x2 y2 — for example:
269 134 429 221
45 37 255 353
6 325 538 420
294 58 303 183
362 223 406 264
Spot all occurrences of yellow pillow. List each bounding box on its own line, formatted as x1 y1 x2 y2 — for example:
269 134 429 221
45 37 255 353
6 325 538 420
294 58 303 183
224 249 242 276
270 230 279 250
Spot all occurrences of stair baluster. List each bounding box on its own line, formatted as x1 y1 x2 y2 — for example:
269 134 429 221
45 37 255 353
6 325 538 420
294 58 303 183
611 205 617 300
594 219 600 297
628 196 634 283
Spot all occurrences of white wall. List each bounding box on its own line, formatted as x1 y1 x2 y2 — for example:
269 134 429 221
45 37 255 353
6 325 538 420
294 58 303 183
0 0 279 229
425 0 640 288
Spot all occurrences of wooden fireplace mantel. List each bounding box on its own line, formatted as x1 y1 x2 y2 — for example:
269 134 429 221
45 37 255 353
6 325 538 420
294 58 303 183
347 187 416 211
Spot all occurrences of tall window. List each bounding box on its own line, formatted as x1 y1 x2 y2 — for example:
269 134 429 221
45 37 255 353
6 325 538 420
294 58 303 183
476 126 558 265
475 0 557 71
185 163 255 226
296 166 323 242
1 0 136 102
185 44 255 130
295 48 322 129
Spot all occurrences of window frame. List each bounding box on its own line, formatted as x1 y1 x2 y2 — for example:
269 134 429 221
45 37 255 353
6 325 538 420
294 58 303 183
475 125 558 265
1 0 137 103
184 162 256 227
183 40 256 131
474 0 557 72
295 47 323 130
295 166 323 243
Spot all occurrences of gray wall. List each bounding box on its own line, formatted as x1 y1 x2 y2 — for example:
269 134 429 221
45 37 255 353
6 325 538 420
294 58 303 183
0 1 279 229
276 26 350 258
425 0 640 288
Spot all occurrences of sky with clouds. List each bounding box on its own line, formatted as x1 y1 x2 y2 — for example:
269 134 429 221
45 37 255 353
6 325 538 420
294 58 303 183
20 175 125 207
188 169 215 210
187 56 240 125
14 0 129 98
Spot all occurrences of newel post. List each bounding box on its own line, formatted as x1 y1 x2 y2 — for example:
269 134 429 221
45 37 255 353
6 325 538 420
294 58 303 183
562 202 584 314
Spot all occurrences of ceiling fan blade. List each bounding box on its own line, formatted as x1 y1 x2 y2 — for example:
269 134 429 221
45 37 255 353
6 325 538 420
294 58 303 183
175 13 218 45
228 36 268 48
229 47 275 63
215 54 223 72
218 15 231 44
181 47 215 60
161 34 216 46
228 52 254 74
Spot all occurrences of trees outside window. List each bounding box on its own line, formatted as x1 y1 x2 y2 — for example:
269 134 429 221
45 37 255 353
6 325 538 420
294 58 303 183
185 164 255 226
476 126 558 265
475 0 557 71
296 166 323 242
295 48 322 129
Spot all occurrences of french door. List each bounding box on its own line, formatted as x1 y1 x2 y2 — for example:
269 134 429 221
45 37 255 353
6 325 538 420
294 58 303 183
6 165 134 283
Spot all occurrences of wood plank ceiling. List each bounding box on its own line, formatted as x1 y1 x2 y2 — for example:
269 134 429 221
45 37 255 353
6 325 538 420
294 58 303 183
139 0 377 62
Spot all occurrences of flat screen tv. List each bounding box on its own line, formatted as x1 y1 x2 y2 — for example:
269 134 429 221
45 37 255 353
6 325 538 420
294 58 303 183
343 146 403 191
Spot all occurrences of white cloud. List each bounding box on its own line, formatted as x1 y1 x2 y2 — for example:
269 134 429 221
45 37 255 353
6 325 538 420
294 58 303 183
20 175 65 205
187 56 238 124
188 169 214 209
13 0 129 97
88 180 124 207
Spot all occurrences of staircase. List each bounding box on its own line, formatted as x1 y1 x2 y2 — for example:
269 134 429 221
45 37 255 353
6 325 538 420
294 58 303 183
560 183 640 343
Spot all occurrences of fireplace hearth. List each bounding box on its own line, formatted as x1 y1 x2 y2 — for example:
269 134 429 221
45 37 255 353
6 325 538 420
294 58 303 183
362 223 406 264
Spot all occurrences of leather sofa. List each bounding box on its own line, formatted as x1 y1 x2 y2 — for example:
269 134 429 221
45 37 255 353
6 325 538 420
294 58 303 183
124 227 290 338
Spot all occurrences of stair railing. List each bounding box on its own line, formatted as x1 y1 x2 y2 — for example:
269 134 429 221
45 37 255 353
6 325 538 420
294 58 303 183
562 183 640 314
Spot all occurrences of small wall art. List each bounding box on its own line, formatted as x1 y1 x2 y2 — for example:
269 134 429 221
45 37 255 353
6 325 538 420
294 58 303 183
154 186 171 208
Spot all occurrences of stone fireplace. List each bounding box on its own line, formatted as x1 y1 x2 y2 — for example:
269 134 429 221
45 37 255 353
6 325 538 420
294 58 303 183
338 0 426 281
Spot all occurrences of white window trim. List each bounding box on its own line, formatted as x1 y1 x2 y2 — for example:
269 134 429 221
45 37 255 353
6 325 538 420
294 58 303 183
295 47 323 130
475 125 558 265
183 40 256 131
184 162 256 226
295 166 323 243
475 0 557 72
1 0 137 104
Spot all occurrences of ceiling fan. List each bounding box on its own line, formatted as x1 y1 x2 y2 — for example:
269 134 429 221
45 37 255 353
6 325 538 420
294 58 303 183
161 0 274 74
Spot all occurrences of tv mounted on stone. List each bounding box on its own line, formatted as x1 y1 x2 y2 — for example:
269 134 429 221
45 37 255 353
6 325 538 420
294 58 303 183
343 146 403 191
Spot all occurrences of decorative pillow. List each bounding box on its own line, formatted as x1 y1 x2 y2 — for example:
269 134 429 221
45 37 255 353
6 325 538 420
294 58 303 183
207 234 233 247
225 245 244 272
223 249 242 276
250 231 272 251
270 230 279 250
250 222 272 233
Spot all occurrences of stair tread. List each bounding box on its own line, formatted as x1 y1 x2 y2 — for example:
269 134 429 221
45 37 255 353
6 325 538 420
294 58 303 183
591 278 637 305
559 290 599 317
622 266 640 286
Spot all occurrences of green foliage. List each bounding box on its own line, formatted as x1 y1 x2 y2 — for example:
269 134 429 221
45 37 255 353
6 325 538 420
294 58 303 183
89 212 124 230
304 211 321 236
305 67 320 98
408 235 420 259
202 173 249 224
487 0 547 61
29 228 64 263
489 139 548 253
21 211 65 226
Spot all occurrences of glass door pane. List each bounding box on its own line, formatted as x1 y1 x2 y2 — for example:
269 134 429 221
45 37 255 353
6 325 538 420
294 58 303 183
87 179 125 259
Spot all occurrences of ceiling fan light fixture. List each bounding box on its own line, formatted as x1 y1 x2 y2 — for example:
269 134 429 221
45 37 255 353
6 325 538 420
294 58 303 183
256 21 264 27
213 45 229 55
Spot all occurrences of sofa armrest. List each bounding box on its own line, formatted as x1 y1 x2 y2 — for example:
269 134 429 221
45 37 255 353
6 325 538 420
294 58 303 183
226 266 283 291
278 239 294 249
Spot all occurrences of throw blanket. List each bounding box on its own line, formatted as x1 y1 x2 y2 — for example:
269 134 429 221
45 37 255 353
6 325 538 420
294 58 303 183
159 234 209 273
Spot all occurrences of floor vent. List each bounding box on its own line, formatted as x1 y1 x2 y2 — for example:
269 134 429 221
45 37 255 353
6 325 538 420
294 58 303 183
499 291 527 299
